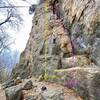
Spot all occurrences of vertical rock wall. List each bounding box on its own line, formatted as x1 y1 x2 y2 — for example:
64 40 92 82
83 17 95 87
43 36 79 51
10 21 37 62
12 0 100 78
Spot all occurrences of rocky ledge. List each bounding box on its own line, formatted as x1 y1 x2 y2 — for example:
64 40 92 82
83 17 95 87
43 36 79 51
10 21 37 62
1 77 83 100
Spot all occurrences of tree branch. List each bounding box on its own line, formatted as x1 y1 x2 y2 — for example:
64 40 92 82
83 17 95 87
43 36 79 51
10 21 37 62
0 15 11 26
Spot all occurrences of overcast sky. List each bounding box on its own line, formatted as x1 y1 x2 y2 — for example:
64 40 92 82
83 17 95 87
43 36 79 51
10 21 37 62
10 0 38 52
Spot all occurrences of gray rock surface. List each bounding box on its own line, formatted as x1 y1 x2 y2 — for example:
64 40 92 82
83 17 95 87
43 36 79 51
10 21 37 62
5 84 23 100
41 89 64 100
90 38 100 66
62 0 100 56
2 79 15 89
23 80 33 90
5 80 33 100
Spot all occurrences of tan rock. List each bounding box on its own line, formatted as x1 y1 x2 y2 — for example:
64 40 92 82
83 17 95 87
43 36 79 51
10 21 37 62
61 55 91 68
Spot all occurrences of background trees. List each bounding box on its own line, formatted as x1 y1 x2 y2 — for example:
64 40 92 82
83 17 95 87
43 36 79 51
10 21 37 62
0 0 23 54
0 0 23 82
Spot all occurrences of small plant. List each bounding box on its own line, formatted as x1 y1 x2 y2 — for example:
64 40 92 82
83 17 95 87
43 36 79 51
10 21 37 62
64 78 80 89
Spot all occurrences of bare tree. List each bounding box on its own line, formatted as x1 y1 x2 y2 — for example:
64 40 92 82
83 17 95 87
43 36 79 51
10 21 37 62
0 0 23 81
0 0 23 54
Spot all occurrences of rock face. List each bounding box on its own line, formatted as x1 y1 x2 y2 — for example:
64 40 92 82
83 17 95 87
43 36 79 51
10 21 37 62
5 80 33 100
90 38 100 66
11 0 100 100
62 0 100 56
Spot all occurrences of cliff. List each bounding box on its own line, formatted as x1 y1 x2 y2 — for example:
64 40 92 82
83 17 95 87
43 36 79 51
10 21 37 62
11 0 100 99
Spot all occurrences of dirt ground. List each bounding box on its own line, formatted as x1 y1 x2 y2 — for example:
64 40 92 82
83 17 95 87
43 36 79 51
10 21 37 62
0 78 83 100
0 85 6 100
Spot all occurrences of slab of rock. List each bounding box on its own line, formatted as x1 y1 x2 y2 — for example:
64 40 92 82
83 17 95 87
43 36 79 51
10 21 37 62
5 84 23 100
22 89 64 100
61 55 91 68
5 80 33 100
41 89 64 100
2 79 15 89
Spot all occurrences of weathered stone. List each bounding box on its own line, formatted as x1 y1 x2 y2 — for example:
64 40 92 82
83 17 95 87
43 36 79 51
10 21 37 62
61 55 91 68
23 80 33 90
22 90 44 100
72 35 92 55
22 89 64 100
90 38 100 66
41 89 64 100
5 84 23 100
2 77 22 89
5 80 34 100
62 0 100 55
2 79 15 89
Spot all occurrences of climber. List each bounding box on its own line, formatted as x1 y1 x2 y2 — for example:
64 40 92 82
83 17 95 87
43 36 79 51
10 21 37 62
52 0 61 19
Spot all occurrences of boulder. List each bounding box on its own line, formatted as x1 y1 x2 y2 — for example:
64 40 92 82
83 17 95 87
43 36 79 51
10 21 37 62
2 79 15 89
62 0 100 55
21 83 64 100
5 84 23 100
5 80 33 100
32 55 62 77
22 92 44 100
41 89 64 100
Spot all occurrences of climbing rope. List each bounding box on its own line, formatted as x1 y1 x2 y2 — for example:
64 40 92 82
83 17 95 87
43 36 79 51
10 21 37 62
43 0 76 80
43 0 49 80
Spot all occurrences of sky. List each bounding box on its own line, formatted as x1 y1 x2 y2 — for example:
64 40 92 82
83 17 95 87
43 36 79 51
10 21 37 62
10 0 38 52
0 0 39 71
